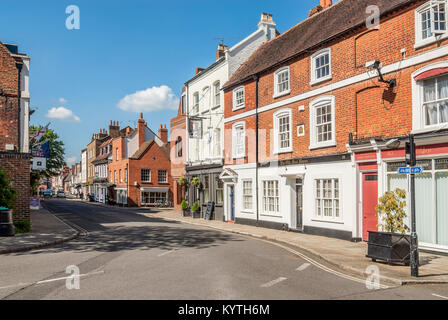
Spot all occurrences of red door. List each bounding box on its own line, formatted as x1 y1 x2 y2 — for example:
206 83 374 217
362 173 378 241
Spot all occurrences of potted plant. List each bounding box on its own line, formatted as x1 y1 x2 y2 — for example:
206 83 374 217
366 189 411 265
181 200 190 217
191 177 201 188
191 201 200 219
179 176 186 186
0 169 17 236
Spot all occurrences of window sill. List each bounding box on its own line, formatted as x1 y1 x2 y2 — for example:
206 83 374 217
414 33 448 50
412 124 448 135
273 147 293 155
309 141 336 150
311 218 344 224
310 75 332 86
232 105 245 112
273 90 291 99
260 213 282 218
241 210 254 214
211 105 221 110
232 155 246 160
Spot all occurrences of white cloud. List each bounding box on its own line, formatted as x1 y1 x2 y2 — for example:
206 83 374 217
59 98 67 104
117 85 179 113
46 106 81 122
66 156 77 165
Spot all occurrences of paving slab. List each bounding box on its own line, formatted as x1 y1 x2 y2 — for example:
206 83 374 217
0 207 79 254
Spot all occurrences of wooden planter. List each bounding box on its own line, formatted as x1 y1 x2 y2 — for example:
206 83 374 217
366 231 411 265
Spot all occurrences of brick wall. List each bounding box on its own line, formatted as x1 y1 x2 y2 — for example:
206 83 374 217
223 0 448 165
0 152 30 221
0 42 20 150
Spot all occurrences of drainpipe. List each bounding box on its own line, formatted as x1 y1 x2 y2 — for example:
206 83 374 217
16 62 23 152
253 74 260 224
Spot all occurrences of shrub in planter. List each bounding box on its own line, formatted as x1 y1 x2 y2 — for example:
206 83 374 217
366 189 411 265
191 201 200 218
178 177 186 186
191 177 201 188
181 200 189 217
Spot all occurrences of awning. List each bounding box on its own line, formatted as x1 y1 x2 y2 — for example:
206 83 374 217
414 67 448 81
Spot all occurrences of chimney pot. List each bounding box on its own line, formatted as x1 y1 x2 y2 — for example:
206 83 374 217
320 0 332 8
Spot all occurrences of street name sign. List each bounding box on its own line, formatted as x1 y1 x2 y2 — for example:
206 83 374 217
397 167 423 175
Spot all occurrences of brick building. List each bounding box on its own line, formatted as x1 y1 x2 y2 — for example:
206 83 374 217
170 87 187 209
108 114 172 207
221 0 448 252
0 41 31 222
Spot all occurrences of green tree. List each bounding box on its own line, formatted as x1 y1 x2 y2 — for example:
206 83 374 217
0 169 18 209
29 125 66 188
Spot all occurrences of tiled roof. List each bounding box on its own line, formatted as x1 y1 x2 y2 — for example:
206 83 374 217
130 140 171 160
223 0 415 90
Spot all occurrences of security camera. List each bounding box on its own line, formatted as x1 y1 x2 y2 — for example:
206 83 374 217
365 60 382 69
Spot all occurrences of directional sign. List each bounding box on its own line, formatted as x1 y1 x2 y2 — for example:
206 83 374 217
398 167 423 175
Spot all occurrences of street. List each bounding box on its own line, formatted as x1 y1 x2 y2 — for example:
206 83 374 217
1 199 448 300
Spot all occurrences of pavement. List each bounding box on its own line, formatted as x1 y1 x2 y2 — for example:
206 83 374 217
143 208 448 286
0 205 79 255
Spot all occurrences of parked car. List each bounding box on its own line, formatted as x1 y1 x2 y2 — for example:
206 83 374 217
43 189 53 198
57 190 66 198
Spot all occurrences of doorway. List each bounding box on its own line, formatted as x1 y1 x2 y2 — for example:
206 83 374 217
296 178 303 230
362 172 378 241
228 185 235 221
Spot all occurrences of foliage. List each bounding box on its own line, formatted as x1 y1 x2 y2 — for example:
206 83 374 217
178 176 186 186
181 200 189 211
375 189 410 234
29 126 66 188
191 177 201 187
0 169 18 209
14 220 32 234
191 201 200 212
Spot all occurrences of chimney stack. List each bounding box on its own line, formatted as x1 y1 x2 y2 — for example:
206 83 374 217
310 0 332 17
216 44 228 61
138 113 147 147
109 120 120 138
321 0 332 7
258 13 277 41
159 124 168 144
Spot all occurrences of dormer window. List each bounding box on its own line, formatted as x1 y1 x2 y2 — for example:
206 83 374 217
415 1 448 48
233 86 245 111
274 67 291 98
311 48 332 85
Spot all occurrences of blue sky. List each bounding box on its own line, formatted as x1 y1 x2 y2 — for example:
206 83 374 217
0 0 321 165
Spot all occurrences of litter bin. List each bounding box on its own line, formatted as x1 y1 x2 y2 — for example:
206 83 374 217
0 207 15 237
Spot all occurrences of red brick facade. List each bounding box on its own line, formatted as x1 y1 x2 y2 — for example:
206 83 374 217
0 41 30 221
223 0 443 165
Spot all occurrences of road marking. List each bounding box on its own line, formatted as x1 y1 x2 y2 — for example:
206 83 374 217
0 271 105 290
158 249 177 257
432 293 448 300
261 277 287 288
296 263 311 271
257 238 390 289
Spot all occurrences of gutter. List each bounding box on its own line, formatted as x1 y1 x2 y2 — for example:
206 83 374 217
254 74 260 224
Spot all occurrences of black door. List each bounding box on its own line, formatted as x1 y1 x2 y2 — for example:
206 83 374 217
296 179 303 230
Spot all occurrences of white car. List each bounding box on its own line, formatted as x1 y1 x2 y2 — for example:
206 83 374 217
57 191 65 198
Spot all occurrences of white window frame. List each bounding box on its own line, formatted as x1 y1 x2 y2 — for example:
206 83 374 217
261 180 280 215
310 48 332 85
141 169 151 183
233 86 245 111
309 95 336 150
181 94 186 114
314 178 342 222
415 1 448 49
232 122 246 159
242 179 254 212
192 92 199 114
213 81 221 109
412 61 448 133
273 109 293 154
273 66 291 98
158 170 168 184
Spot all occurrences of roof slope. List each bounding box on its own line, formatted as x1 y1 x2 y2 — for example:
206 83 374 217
224 0 414 89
